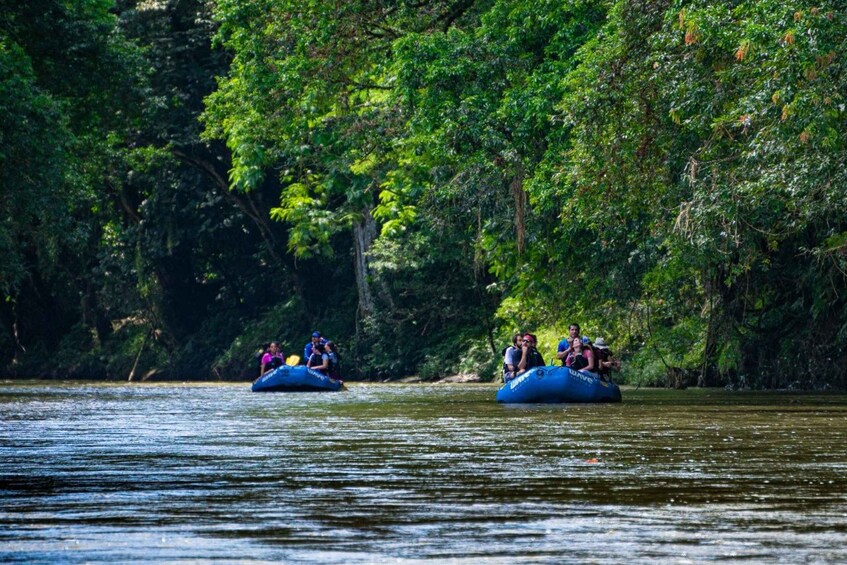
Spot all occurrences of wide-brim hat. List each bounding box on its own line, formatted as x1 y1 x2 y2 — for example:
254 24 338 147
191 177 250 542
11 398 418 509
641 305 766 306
594 337 609 349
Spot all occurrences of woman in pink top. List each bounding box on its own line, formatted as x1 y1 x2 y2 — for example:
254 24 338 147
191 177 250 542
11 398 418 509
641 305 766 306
260 342 285 375
565 337 595 373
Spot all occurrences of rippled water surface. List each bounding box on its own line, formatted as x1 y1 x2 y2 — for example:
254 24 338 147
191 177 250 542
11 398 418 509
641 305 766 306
1 382 846 563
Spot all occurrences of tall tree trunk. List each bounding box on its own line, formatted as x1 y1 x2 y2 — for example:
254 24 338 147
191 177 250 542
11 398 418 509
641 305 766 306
510 174 526 255
354 206 377 318
700 268 726 387
172 149 285 264
700 305 718 387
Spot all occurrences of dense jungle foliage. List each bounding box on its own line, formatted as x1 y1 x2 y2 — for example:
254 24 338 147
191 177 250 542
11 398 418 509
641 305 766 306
1 0 845 388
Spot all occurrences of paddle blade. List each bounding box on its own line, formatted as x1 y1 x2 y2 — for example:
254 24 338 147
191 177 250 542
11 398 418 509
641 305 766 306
286 354 301 366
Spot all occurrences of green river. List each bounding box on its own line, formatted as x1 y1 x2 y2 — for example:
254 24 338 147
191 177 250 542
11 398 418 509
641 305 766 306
1 382 846 562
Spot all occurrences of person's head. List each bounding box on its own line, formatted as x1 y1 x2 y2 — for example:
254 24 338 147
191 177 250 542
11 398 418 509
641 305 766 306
569 323 581 338
311 331 321 344
512 333 522 346
315 343 325 354
572 337 583 350
269 342 280 352
523 333 535 347
325 340 336 353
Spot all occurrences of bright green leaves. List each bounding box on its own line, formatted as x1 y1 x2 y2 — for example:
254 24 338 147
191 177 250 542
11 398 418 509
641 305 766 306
272 182 335 257
373 188 418 238
205 0 406 256
227 139 267 192
200 0 847 384
560 0 847 385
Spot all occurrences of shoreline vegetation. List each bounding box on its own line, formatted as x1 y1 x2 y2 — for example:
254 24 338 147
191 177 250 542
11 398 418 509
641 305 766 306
2 1 846 390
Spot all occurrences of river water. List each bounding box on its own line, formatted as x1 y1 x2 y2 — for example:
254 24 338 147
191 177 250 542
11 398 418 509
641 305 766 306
1 382 846 563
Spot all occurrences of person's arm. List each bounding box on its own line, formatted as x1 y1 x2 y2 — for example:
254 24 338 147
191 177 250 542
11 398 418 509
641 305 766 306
517 346 529 372
556 342 569 360
313 354 329 373
584 348 595 371
605 350 617 370
504 349 516 375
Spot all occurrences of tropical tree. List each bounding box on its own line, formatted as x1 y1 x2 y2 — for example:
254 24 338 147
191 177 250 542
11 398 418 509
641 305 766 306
554 0 847 387
0 0 146 371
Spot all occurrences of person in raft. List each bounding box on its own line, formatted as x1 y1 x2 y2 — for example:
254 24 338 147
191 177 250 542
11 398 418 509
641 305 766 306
303 331 327 362
565 337 598 377
556 323 590 366
324 341 341 380
503 332 522 382
260 342 285 376
307 342 327 373
517 333 545 376
593 337 620 381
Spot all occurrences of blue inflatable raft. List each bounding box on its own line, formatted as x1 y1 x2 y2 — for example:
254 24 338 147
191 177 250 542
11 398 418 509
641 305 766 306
496 365 621 404
252 365 345 392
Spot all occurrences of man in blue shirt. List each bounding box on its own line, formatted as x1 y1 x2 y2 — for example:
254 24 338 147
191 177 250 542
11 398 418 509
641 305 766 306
556 323 590 366
304 331 327 361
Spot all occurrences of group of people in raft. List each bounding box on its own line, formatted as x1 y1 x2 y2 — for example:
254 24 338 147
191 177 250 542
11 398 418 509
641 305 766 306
503 323 620 383
259 324 615 383
259 331 342 380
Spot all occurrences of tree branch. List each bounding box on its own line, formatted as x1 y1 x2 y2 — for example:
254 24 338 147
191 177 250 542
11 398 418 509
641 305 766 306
437 0 476 32
172 148 284 263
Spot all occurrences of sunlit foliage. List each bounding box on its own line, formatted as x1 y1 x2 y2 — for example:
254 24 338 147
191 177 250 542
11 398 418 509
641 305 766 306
2 0 845 387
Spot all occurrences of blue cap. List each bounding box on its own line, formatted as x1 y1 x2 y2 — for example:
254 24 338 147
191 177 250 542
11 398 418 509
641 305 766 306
312 331 321 338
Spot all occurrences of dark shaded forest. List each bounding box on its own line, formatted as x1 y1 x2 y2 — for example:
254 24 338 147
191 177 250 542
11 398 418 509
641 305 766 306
2 0 845 387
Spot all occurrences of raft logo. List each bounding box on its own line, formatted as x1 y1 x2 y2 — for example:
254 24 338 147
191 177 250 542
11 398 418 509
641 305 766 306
307 368 331 383
569 369 594 384
508 373 531 391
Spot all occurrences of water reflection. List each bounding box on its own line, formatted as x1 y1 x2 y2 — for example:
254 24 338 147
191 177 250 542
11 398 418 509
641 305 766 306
1 383 846 562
